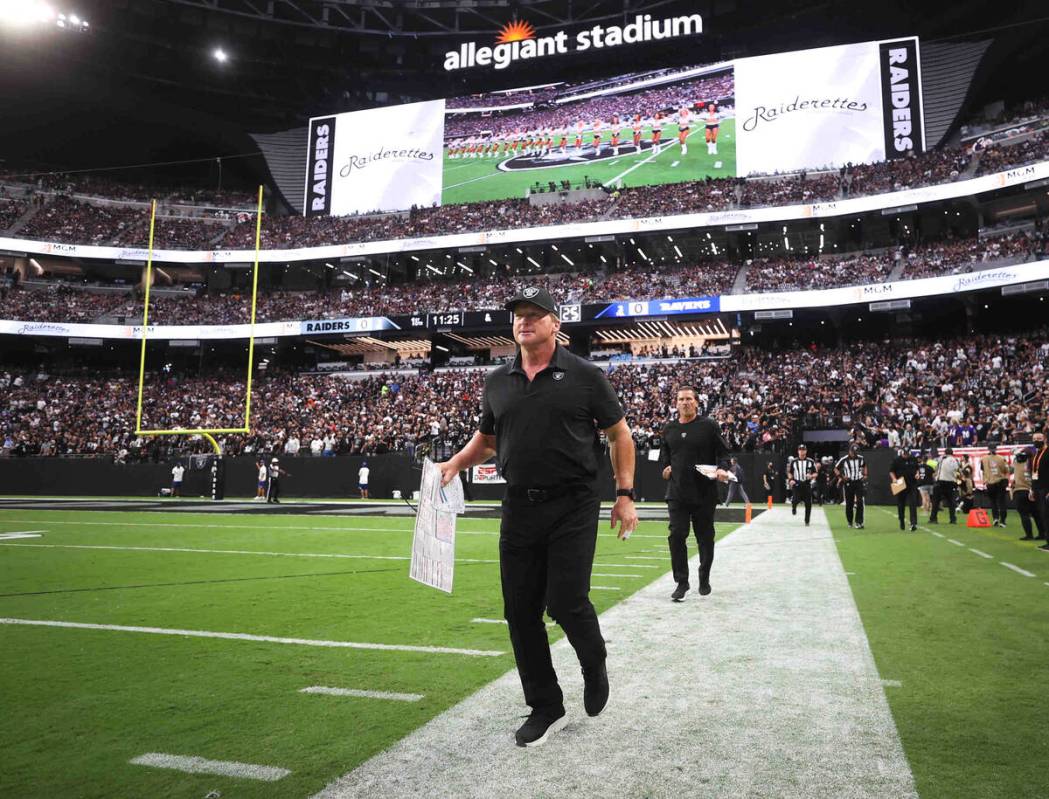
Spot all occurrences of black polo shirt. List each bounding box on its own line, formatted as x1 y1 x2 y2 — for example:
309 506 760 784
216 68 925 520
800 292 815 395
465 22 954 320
658 416 729 505
479 345 624 487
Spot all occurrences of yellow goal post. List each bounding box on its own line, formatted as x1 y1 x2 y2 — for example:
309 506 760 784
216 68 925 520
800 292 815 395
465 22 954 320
133 185 265 455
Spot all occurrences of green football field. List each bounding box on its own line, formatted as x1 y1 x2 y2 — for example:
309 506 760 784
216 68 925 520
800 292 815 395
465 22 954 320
2 502 1048 797
441 118 737 205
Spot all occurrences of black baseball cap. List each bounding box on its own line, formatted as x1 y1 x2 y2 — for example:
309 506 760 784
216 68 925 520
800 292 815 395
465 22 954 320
505 286 558 315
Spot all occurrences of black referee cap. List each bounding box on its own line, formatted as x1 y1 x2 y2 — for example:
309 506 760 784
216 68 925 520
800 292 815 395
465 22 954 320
505 286 558 315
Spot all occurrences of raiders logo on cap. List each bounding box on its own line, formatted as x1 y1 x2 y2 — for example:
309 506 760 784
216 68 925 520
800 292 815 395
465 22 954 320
523 287 540 298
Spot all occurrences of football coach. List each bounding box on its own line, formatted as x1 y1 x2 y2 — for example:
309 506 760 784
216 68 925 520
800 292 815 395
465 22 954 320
437 286 639 748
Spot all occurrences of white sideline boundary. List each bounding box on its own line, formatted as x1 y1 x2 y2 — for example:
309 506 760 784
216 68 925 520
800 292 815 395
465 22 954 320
130 752 289 781
0 618 503 657
312 508 916 799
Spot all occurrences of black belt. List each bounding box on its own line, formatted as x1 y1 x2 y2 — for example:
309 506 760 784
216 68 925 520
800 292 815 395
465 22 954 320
506 484 586 503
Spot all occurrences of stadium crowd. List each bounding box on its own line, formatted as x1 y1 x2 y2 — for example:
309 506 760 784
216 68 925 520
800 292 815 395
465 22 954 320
0 198 28 231
2 329 1045 459
7 134 1049 251
2 230 1040 323
443 72 734 139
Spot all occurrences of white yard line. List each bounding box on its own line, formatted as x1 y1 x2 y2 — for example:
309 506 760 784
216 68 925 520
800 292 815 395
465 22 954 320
591 573 644 578
313 508 916 799
0 532 44 540
130 753 289 781
589 586 621 591
300 687 423 702
473 618 555 628
969 548 994 559
443 171 506 191
1001 562 1035 577
946 538 965 547
592 563 657 569
0 541 498 564
0 618 504 657
881 679 903 688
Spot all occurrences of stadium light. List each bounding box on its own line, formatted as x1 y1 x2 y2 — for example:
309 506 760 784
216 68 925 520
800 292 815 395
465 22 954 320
213 47 229 63
2 1 54 27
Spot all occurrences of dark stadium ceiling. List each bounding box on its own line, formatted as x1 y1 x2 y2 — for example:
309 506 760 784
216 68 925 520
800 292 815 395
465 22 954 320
1 0 1047 186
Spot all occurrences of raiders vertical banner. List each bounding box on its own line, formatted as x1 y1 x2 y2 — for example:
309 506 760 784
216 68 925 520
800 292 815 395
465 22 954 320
303 116 336 217
879 38 924 159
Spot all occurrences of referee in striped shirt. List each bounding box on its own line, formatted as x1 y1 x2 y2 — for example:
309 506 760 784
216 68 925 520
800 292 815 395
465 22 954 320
789 444 817 525
835 444 868 529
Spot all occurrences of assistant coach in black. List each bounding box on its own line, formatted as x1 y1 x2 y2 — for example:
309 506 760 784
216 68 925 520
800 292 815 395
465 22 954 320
437 287 638 748
789 443 817 525
835 444 868 529
659 385 730 601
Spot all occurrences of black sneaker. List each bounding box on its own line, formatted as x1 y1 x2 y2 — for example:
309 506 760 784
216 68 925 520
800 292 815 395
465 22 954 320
1039 544 1049 553
515 707 567 747
582 661 609 717
1020 535 1035 541
671 583 689 602
910 524 918 532
855 523 865 529
698 580 712 596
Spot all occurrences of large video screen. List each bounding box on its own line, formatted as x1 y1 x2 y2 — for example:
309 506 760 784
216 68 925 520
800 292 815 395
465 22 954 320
304 37 923 216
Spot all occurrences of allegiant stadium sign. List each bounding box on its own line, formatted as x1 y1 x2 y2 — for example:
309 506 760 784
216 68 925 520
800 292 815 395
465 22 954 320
443 14 704 71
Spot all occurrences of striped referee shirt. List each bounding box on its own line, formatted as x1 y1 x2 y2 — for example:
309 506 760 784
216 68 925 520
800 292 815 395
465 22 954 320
835 455 866 482
790 458 815 482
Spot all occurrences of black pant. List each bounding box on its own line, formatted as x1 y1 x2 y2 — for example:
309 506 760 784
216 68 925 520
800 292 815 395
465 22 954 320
1033 488 1049 540
1017 490 1046 538
792 482 812 523
499 485 604 713
844 480 865 525
266 476 280 502
667 500 715 588
985 481 1008 523
896 485 918 528
929 480 956 523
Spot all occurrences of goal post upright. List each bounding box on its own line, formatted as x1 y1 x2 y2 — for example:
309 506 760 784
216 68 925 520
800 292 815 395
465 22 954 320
132 186 267 465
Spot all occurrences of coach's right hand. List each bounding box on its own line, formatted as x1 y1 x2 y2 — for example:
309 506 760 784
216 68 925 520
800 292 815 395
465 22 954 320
662 465 672 480
436 461 459 486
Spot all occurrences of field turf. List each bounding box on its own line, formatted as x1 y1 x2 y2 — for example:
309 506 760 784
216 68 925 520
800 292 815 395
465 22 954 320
2 502 1047 797
441 118 737 205
828 504 1049 799
0 508 725 798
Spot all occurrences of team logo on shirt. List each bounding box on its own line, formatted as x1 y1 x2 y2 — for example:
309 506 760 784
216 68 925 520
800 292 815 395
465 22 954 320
552 371 565 381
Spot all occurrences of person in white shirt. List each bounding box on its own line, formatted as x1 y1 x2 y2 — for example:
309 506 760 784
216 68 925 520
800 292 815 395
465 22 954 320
171 463 185 498
255 458 268 501
284 434 300 456
310 437 323 456
358 461 370 499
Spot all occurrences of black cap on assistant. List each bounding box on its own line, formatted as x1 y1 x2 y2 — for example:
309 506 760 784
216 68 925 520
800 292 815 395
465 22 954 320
505 286 558 315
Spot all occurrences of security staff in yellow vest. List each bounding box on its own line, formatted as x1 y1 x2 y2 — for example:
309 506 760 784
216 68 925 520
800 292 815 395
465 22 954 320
1013 447 1045 541
980 443 1011 528
929 447 960 524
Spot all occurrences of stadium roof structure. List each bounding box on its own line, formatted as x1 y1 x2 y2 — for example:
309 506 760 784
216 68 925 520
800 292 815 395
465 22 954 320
1 1 1047 192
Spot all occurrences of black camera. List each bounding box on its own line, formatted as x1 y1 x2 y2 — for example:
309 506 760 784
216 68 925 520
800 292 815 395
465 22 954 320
1015 450 1029 463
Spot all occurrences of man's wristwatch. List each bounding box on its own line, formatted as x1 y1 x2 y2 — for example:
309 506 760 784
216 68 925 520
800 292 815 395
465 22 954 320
616 488 636 500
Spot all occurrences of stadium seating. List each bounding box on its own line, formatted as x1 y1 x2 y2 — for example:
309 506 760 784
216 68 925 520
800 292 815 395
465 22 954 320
3 230 1042 324
2 329 1045 458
